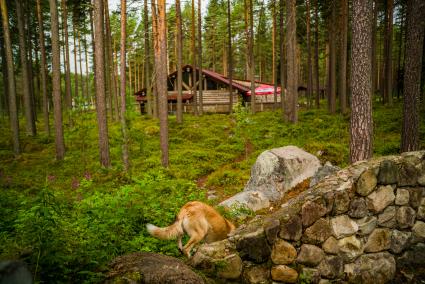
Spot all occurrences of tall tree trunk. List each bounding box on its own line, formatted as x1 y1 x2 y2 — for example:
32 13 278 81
285 0 297 122
371 0 378 96
104 0 113 119
0 0 20 154
144 0 152 116
401 0 425 152
78 30 85 103
73 22 79 101
176 0 183 122
61 0 72 109
383 0 394 106
191 0 198 115
49 0 65 160
272 0 278 109
314 0 320 107
0 29 9 117
328 1 336 114
227 0 233 113
396 3 405 100
85 34 90 100
248 0 256 113
120 0 129 171
339 0 348 113
198 0 203 115
25 6 36 124
279 0 285 111
350 0 373 163
150 1 158 118
306 0 313 109
15 0 36 136
152 0 169 167
36 0 50 135
94 0 111 167
244 0 249 80
90 4 96 101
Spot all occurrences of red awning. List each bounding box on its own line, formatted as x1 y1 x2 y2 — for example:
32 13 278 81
246 84 281 96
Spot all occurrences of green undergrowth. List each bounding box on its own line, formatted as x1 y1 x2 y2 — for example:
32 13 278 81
0 101 422 283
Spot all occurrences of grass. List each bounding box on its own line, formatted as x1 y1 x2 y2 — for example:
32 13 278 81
0 100 423 283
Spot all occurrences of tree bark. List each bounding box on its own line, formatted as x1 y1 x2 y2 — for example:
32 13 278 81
198 0 203 115
279 0 285 111
285 0 297 122
15 0 36 136
0 0 20 154
306 0 313 109
314 0 320 107
36 0 50 136
73 22 79 101
152 0 169 167
93 0 111 167
176 0 183 122
248 0 256 113
401 0 425 152
383 0 394 106
191 0 198 115
120 0 129 171
371 0 378 96
227 0 233 113
328 0 336 114
49 0 66 160
339 0 348 113
144 0 152 116
350 0 373 163
78 29 85 103
61 0 72 109
272 0 278 109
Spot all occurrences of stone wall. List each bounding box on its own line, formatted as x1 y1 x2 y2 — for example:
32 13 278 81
191 151 425 283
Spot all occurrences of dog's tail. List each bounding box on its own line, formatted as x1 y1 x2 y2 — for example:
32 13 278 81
146 218 184 240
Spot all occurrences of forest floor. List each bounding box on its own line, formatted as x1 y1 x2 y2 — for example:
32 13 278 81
0 100 423 283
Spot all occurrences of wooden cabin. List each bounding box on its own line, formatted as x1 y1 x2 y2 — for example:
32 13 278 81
135 65 287 113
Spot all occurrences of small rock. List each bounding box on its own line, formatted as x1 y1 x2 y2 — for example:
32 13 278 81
356 168 378 196
216 254 243 279
398 161 419 186
412 221 425 241
378 160 398 184
302 200 328 227
417 198 425 220
236 229 271 263
364 228 391 253
332 190 351 215
367 185 395 213
322 236 339 255
279 214 302 241
396 243 425 281
330 215 358 239
242 264 270 284
296 244 325 267
337 235 363 262
344 252 395 284
396 206 416 229
302 218 332 245
408 187 424 209
395 188 410 205
378 206 396 228
271 239 297 265
271 265 298 283
356 216 377 236
264 219 280 245
318 255 343 279
390 230 411 254
348 198 368 219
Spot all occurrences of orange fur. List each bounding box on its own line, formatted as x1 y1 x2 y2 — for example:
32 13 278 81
146 201 235 257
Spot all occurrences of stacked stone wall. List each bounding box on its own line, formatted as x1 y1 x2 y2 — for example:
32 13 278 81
191 151 425 283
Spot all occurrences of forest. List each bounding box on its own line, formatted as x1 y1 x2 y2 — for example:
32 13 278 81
0 0 424 282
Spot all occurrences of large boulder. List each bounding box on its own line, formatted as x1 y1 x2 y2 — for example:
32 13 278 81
104 252 205 284
220 146 321 211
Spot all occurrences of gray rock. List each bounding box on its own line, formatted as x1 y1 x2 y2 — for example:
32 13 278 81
296 244 325 267
332 190 351 215
302 200 328 227
271 265 298 283
356 216 377 236
390 230 411 254
366 185 395 213
395 188 410 205
243 264 270 284
378 206 396 228
318 255 343 279
418 197 425 220
356 168 378 196
344 252 396 284
412 221 425 241
364 228 391 253
310 162 340 187
330 215 358 239
216 254 243 279
236 229 271 263
279 214 302 241
105 252 205 284
322 236 339 255
264 219 280 245
337 235 363 262
398 161 419 186
378 160 398 184
396 243 425 281
396 206 416 229
348 198 368 219
271 239 297 265
0 261 32 284
220 190 270 212
302 218 332 245
408 187 424 209
419 172 425 186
